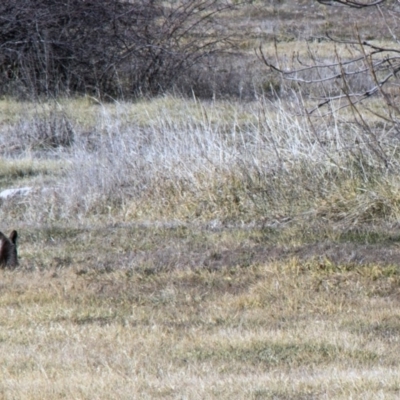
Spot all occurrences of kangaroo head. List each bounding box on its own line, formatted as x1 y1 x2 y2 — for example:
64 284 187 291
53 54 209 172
0 230 18 268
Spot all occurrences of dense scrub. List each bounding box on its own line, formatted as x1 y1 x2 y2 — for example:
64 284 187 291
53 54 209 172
0 0 233 98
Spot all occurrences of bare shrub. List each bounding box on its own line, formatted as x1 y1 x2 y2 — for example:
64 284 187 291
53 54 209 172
26 111 75 150
0 0 234 99
2 110 75 154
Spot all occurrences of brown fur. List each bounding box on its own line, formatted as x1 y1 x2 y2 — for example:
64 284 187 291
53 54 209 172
0 230 18 268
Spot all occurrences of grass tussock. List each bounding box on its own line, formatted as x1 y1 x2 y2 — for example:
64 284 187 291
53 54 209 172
1 95 400 232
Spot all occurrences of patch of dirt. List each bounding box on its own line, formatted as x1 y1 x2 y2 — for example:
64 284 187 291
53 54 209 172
197 241 400 270
36 223 400 273
95 241 400 272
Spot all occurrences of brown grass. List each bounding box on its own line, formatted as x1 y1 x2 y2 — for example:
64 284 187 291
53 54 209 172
2 246 400 399
1 2 400 398
0 223 399 398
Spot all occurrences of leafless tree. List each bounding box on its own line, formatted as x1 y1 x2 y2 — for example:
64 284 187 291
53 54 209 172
261 0 400 112
259 0 400 169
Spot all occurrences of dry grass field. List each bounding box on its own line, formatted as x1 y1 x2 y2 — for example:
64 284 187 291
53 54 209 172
3 251 400 399
2 1 400 399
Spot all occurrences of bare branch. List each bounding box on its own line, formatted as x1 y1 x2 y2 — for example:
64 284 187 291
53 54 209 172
259 0 400 117
317 0 385 8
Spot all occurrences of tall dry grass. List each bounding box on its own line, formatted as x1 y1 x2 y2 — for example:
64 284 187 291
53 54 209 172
0 94 399 234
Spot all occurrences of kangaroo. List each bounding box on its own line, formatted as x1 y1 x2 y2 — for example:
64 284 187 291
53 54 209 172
0 230 18 268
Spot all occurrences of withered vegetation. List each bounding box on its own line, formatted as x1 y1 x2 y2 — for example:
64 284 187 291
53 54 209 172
1 1 400 398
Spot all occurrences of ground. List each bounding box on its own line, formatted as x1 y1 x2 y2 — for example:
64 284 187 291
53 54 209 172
2 1 400 398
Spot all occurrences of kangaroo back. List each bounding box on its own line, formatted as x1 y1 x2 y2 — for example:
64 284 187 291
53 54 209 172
0 230 18 268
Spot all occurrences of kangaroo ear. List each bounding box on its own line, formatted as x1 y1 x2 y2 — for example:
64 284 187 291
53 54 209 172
9 230 17 245
0 233 6 249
